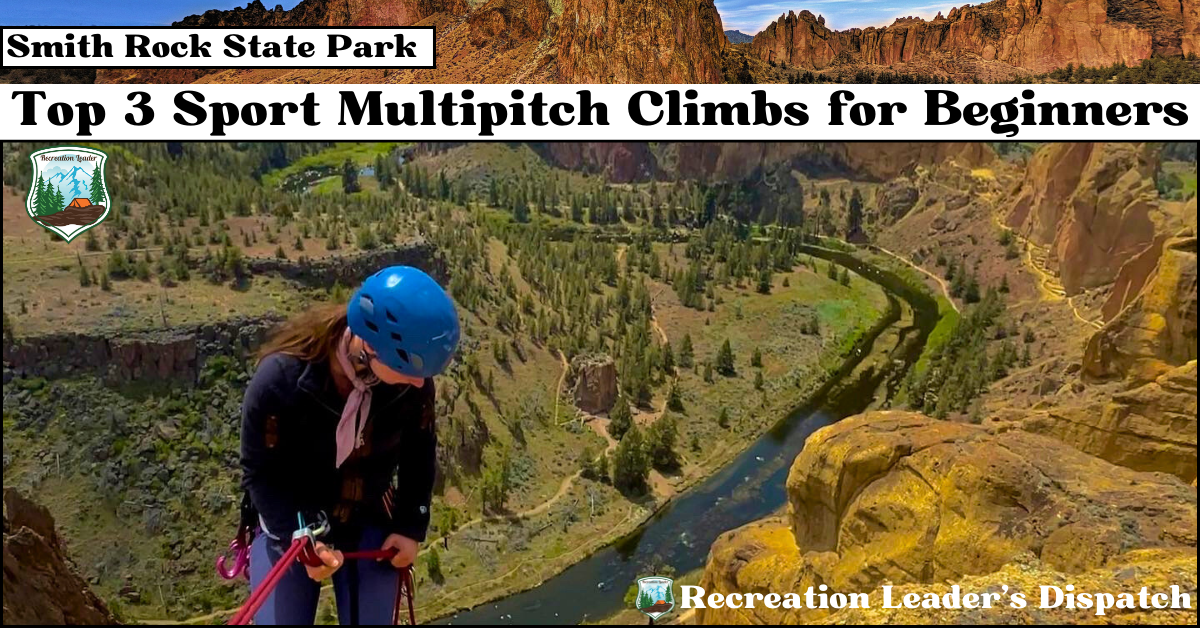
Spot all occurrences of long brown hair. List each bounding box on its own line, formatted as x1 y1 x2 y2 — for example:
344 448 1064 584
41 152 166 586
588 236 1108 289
256 303 347 366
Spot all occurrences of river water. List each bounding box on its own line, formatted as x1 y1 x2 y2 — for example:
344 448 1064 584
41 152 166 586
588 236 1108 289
438 248 939 625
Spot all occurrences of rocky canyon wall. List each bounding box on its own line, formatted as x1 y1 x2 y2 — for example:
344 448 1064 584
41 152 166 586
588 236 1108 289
515 142 993 183
749 0 1181 75
1005 143 1189 297
556 0 727 83
2 242 445 385
124 0 731 84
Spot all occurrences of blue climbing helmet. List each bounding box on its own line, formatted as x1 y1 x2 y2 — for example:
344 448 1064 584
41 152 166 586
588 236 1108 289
346 266 460 379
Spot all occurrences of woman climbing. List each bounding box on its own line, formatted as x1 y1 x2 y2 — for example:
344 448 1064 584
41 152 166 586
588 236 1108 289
238 266 459 625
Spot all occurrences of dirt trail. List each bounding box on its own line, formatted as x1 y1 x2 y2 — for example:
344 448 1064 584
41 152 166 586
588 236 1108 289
551 349 570 425
992 211 1103 330
873 244 959 314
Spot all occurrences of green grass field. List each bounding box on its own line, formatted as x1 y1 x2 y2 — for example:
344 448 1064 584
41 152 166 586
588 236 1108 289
260 142 407 191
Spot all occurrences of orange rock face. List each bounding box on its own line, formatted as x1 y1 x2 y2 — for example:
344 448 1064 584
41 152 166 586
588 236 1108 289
1005 143 1188 297
750 0 1177 74
556 0 727 83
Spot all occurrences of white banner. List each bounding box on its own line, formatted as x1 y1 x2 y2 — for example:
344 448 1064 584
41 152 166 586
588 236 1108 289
2 84 1197 141
1 27 435 68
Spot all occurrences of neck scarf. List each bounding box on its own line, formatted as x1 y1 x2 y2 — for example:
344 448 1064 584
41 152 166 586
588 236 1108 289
334 328 373 468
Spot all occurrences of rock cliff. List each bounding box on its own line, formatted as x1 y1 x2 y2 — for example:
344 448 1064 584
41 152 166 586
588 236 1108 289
172 0 465 27
108 0 731 84
697 412 1197 625
3 489 118 625
1019 360 1197 483
750 0 1182 75
556 0 727 83
1005 143 1187 297
1083 233 1197 382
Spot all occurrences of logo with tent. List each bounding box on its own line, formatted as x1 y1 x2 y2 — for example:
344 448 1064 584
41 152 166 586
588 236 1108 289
634 576 675 621
25 146 110 242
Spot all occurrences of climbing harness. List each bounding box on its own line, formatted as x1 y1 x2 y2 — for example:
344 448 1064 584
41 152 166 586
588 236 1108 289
221 512 417 625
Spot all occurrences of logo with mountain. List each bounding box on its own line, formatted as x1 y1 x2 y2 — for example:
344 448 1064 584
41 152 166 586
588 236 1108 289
25 146 110 243
634 576 675 621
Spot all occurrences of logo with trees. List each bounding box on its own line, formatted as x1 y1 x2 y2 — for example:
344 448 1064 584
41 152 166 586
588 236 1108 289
634 576 675 621
25 146 110 242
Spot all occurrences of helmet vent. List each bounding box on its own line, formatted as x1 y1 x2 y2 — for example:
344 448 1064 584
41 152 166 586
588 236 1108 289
391 332 403 342
364 320 379 333
396 349 410 363
385 309 399 323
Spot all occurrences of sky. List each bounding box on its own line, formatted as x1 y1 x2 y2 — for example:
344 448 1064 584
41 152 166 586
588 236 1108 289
4 1 963 33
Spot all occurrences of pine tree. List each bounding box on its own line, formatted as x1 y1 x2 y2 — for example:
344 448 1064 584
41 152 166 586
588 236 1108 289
481 446 512 513
846 188 864 239
342 158 361 194
716 339 735 376
717 406 730 429
703 361 714 383
612 424 649 494
33 175 49 216
751 347 763 368
89 165 105 205
78 258 91 287
666 382 684 412
754 370 764 390
52 185 66 214
647 414 679 470
678 334 694 368
608 396 633 440
662 342 675 375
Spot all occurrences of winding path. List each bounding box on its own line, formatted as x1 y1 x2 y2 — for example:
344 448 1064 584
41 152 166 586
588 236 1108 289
872 244 959 314
991 211 1102 330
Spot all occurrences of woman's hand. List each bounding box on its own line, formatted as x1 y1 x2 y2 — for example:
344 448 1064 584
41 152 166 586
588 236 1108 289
304 542 344 582
380 533 419 569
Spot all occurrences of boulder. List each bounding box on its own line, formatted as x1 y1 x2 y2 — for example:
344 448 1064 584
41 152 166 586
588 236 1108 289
3 489 118 625
570 354 618 414
697 411 1197 625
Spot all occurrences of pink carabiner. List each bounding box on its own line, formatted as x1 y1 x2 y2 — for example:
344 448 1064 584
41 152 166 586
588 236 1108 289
216 537 250 580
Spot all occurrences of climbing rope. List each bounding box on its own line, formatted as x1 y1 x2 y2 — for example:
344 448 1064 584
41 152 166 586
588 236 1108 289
221 513 416 625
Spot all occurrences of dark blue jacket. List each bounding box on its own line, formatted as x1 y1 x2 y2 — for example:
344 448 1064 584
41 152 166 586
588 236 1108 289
240 352 437 543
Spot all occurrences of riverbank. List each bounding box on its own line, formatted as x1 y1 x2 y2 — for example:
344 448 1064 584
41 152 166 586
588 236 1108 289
431 247 942 625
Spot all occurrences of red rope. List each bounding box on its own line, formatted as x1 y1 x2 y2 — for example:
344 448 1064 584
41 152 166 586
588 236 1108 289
226 545 415 625
227 536 308 625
